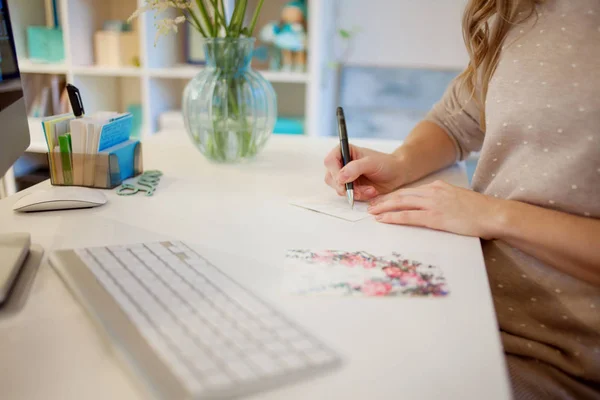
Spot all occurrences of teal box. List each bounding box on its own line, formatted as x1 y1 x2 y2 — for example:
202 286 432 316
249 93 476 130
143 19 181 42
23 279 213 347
274 117 304 135
27 26 65 63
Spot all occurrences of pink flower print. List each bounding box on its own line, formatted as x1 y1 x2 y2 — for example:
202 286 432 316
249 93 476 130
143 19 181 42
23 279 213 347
399 273 425 287
383 266 404 279
341 257 355 267
361 281 392 296
314 255 328 263
340 254 361 267
362 260 377 269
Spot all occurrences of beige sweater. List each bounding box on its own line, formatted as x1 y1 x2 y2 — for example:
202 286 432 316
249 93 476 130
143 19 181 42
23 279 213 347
425 1 600 399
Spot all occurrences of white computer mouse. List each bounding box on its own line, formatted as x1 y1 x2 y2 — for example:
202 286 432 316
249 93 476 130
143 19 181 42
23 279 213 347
12 187 108 212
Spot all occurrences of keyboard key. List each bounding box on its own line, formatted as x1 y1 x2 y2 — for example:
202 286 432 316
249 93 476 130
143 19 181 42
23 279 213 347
276 327 303 341
265 341 289 354
306 349 335 365
205 372 233 389
213 346 240 362
231 337 258 352
191 354 219 374
290 338 316 352
260 315 288 329
280 353 307 371
247 353 281 376
226 360 257 381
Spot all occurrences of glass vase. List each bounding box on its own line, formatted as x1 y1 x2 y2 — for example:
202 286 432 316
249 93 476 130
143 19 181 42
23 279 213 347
183 38 277 163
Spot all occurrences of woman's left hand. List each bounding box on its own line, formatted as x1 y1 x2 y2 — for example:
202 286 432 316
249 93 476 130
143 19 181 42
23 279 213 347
368 180 503 239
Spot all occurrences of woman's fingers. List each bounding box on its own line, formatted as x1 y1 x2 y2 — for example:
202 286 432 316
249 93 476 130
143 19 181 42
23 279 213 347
369 187 435 206
374 210 433 228
324 147 346 197
368 195 431 214
324 146 343 175
338 157 377 184
355 186 378 201
324 171 345 196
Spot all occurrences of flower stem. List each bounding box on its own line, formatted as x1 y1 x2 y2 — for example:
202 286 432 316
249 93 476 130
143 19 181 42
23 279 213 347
248 0 264 36
219 0 228 25
228 0 247 37
195 0 215 37
211 0 228 36
185 7 207 37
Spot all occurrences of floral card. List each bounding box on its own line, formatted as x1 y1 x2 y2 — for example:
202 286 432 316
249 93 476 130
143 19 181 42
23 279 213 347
283 250 449 297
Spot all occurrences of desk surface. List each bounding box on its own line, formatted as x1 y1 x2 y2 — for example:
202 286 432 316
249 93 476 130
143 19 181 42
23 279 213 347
0 132 511 400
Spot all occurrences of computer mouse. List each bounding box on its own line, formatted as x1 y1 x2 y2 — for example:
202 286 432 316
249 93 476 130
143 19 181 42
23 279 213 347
12 187 108 212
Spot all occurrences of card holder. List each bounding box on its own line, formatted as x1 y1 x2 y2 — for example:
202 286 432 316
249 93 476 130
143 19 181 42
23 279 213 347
48 140 143 189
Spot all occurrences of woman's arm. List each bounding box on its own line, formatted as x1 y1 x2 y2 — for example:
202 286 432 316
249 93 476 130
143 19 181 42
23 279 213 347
368 181 600 286
391 121 458 184
492 199 600 286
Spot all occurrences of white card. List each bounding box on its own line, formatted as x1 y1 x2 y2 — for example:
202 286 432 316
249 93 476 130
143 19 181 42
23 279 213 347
289 195 371 222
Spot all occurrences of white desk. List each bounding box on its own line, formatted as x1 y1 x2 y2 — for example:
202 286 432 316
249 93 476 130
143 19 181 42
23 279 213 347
0 131 511 400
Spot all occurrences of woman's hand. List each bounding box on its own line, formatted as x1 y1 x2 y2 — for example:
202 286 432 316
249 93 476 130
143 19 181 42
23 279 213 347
323 145 406 201
368 180 503 239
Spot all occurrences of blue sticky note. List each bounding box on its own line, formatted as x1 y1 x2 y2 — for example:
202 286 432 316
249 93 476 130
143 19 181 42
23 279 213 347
98 114 133 151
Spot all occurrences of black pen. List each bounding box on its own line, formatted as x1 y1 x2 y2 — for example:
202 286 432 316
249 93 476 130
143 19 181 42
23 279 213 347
66 83 85 118
336 107 354 208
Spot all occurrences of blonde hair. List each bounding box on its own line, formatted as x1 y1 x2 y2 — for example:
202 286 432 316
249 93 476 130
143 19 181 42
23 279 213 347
456 0 541 128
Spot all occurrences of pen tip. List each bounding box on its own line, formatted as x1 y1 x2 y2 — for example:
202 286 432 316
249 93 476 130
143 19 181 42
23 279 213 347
347 189 354 209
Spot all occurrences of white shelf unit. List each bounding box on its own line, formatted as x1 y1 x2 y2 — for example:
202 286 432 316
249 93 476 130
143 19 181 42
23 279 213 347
10 0 337 150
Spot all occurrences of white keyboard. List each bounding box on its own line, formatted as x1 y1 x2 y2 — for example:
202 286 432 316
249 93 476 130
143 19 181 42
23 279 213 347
50 241 340 399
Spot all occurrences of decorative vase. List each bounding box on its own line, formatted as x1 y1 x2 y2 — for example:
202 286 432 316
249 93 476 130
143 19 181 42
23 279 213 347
183 38 277 163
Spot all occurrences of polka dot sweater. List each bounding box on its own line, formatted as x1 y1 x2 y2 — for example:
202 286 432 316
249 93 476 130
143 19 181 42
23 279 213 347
426 2 600 398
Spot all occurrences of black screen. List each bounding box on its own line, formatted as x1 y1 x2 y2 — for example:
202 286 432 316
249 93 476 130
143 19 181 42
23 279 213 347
0 0 22 112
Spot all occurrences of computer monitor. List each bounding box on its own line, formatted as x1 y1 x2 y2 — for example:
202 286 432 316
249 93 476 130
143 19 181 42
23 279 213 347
0 0 30 178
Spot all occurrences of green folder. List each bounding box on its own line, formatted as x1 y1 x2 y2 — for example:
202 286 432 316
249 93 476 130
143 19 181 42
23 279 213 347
58 135 73 185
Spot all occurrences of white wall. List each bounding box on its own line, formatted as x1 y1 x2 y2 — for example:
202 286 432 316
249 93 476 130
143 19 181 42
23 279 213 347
336 0 469 69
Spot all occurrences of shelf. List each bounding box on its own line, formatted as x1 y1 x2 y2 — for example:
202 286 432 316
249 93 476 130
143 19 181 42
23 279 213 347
148 65 201 79
148 65 310 83
18 59 69 75
72 66 143 77
262 70 310 83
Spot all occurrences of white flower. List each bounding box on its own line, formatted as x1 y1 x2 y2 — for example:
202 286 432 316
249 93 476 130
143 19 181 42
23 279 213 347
128 0 191 22
154 15 187 44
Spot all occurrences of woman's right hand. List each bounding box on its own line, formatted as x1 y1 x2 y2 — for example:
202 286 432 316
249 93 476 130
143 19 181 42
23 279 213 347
323 145 406 201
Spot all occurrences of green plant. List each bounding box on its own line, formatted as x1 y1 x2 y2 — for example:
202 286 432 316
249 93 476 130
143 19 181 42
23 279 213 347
128 0 265 44
328 26 360 69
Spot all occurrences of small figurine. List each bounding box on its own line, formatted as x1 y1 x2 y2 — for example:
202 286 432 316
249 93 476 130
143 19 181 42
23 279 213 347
259 1 307 72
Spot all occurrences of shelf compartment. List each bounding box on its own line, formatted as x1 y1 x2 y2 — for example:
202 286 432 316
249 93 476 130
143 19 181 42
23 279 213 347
66 0 141 67
71 75 142 116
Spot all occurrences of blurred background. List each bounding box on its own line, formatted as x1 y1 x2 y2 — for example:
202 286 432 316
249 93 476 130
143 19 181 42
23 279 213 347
4 0 477 194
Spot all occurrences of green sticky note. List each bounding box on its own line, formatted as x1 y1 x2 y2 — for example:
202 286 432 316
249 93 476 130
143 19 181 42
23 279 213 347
58 135 73 185
66 132 72 151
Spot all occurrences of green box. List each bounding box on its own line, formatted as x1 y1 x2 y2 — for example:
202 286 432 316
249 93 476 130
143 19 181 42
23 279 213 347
27 26 65 63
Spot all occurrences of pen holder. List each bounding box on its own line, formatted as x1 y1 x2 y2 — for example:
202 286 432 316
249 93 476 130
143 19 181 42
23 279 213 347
48 140 143 189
